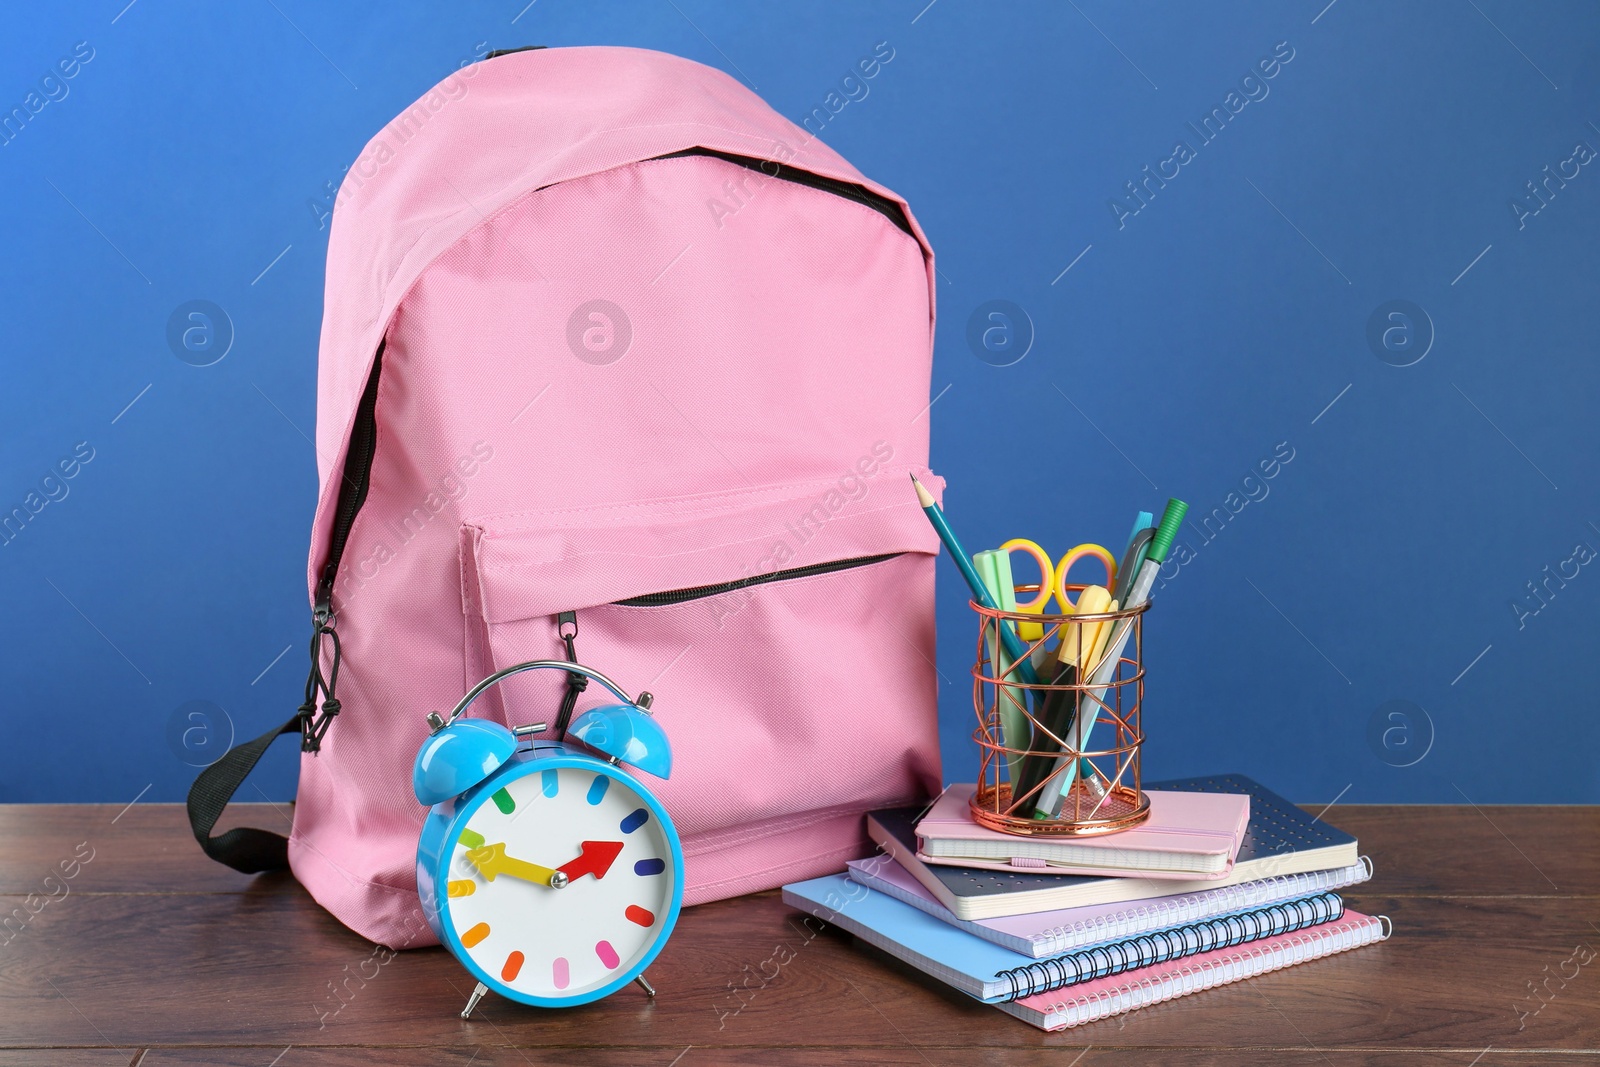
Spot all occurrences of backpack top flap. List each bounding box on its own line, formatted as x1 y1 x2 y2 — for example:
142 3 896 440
309 45 935 604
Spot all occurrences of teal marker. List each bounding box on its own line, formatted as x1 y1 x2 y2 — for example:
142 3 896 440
911 475 1040 686
1112 517 1157 608
1125 511 1154 553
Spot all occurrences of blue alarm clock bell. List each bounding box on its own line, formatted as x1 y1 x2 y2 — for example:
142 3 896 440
412 660 684 1017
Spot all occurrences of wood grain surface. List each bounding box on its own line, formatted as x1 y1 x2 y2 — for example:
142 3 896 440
1 802 1595 1065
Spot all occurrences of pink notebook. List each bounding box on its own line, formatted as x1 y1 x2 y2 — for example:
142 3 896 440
1001 910 1391 1030
916 784 1249 879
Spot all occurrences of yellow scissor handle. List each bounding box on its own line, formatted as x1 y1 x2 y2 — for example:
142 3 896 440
998 538 1056 641
1053 544 1117 610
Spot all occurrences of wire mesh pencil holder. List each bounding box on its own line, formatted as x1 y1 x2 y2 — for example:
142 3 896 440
970 585 1150 837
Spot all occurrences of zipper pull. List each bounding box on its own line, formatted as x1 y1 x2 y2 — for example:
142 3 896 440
300 591 342 753
558 610 579 660
315 572 336 626
553 611 587 739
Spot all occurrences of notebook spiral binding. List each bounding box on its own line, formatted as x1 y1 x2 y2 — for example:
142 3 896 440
998 891 1345 1000
1032 859 1371 950
1037 911 1393 1029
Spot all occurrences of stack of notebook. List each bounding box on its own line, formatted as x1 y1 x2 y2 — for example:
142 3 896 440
782 774 1389 1031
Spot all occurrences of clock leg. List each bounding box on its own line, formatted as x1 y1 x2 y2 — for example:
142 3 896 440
460 981 489 1019
634 974 657 998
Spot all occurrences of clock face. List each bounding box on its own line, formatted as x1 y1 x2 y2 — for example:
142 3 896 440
441 760 678 1001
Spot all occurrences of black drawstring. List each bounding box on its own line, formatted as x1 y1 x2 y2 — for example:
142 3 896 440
299 611 343 753
552 610 586 739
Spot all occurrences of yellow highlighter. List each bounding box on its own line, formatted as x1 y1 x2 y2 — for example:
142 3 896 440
1008 583 1115 811
1061 584 1116 674
1029 584 1117 816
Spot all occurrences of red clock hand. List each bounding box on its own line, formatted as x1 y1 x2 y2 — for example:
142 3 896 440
557 840 624 883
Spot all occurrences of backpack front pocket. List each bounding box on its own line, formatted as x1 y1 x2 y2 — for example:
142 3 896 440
457 473 945 875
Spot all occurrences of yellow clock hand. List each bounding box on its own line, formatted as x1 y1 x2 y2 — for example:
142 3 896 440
465 842 558 886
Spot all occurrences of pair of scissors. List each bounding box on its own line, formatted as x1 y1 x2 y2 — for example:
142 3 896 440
996 538 1117 641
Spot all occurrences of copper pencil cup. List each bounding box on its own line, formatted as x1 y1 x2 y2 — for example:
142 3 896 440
970 585 1150 836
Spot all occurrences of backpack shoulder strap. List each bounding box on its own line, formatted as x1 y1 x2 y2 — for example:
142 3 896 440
185 714 300 872
187 616 343 872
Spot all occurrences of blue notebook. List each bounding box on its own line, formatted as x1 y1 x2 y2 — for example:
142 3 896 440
847 851 1372 958
782 873 1344 1003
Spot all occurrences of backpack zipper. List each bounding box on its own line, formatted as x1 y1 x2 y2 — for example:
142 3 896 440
614 552 901 607
301 343 383 752
650 147 915 238
552 555 898 740
313 343 384 618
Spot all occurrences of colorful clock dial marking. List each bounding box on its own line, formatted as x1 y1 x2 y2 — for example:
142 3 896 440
634 857 665 876
552 957 570 989
586 774 610 805
502 950 525 981
458 828 486 850
595 940 620 968
492 787 515 814
446 879 476 898
461 922 491 948
541 768 559 797
620 808 649 834
625 905 655 927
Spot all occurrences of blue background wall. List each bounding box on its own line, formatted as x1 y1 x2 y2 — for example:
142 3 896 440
3 2 1597 805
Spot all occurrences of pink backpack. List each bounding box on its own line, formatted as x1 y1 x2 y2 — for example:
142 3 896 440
188 45 943 947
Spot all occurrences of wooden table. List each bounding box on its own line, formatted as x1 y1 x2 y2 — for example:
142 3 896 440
2 802 1596 1065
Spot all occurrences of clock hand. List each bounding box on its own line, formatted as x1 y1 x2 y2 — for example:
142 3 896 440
557 840 624 884
465 843 558 886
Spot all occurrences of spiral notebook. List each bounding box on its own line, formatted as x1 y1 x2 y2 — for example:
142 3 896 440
781 873 1344 1003
868 773 1360 920
1001 910 1391 1030
846 851 1374 958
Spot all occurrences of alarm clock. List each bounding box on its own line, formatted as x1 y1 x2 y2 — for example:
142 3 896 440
412 659 684 1017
